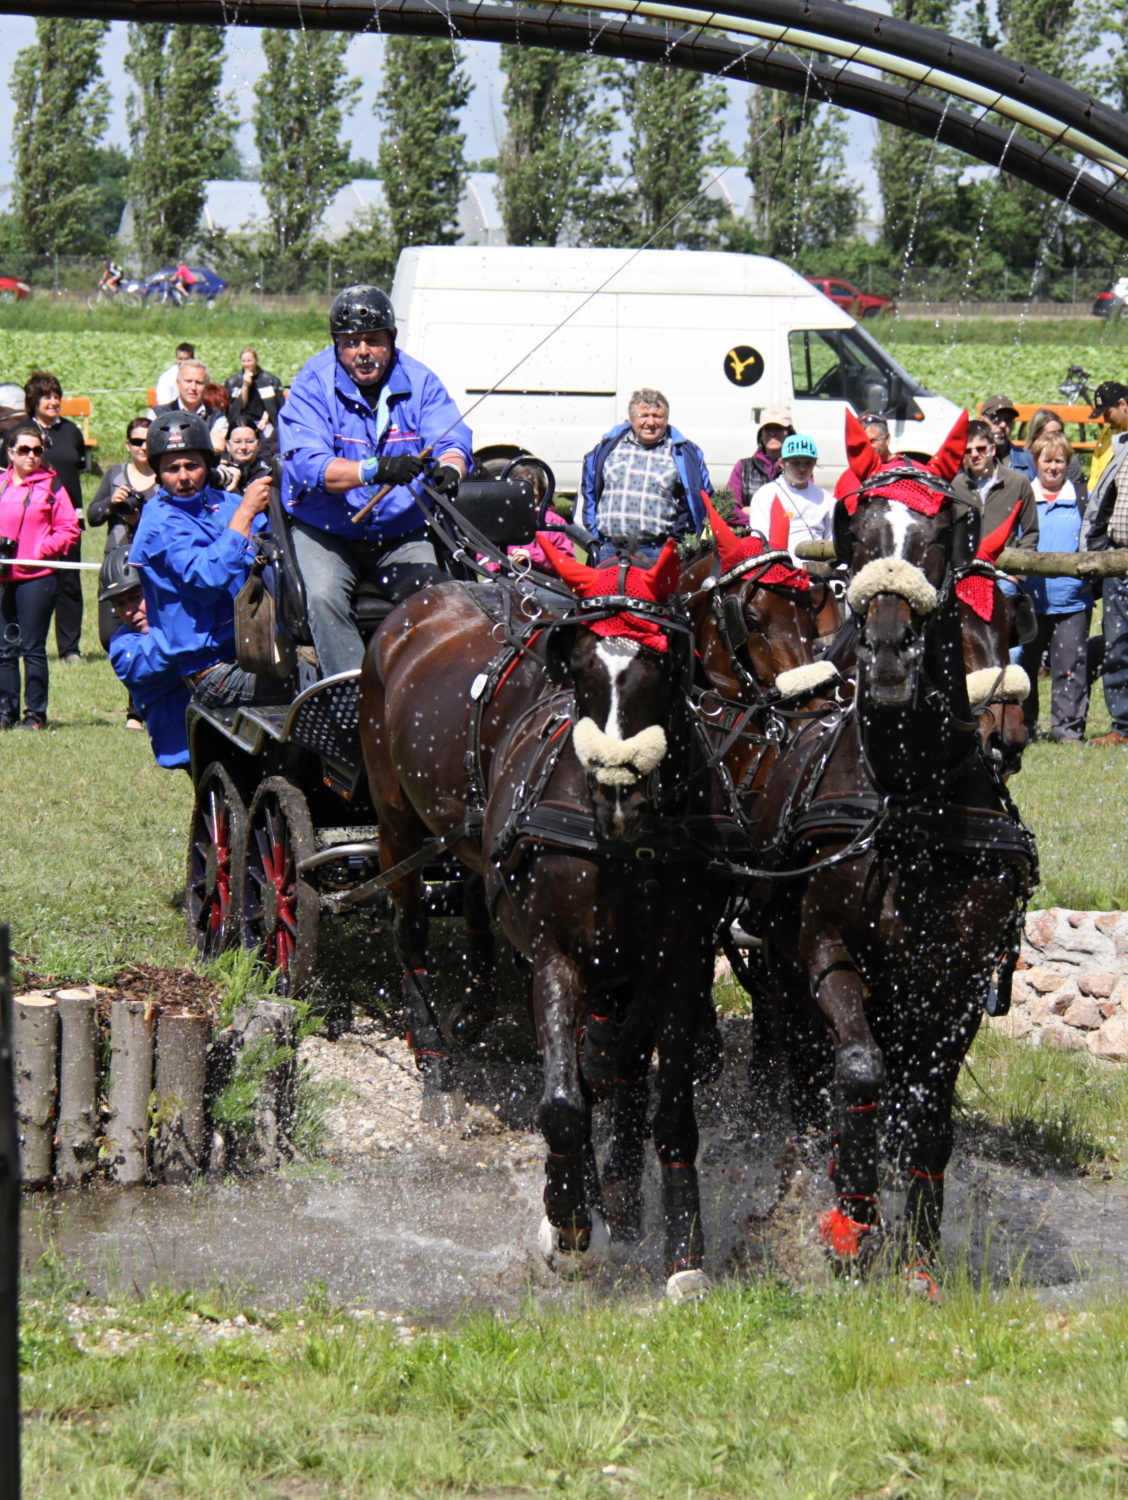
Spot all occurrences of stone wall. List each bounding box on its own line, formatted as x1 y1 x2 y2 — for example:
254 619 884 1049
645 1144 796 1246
989 908 1128 1059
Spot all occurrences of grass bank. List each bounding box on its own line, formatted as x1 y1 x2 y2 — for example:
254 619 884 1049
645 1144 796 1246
21 1263 1128 1499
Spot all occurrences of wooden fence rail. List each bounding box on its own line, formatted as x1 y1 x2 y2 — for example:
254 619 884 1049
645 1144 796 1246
794 542 1128 578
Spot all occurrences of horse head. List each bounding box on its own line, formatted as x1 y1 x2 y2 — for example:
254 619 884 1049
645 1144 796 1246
956 499 1031 776
682 492 840 704
834 409 971 706
537 535 688 841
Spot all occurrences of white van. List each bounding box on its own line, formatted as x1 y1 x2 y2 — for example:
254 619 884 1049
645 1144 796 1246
391 246 960 493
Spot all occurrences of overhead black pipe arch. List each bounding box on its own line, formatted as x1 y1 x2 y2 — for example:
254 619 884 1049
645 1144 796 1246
9 0 1126 170
6 0 1128 237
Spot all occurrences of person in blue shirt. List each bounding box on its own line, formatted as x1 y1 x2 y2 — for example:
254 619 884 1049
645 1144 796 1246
278 284 472 678
1015 430 1092 742
129 410 283 712
981 394 1037 481
580 389 713 564
99 547 191 769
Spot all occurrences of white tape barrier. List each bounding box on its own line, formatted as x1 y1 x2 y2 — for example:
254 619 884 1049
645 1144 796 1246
4 559 101 570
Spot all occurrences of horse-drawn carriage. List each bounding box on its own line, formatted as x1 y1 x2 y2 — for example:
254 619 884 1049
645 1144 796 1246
182 460 556 995
183 416 1039 1297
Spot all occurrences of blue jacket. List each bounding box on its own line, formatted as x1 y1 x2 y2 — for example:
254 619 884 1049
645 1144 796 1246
1006 446 1037 481
1024 484 1092 615
108 625 191 769
278 345 473 543
580 422 713 540
129 487 268 677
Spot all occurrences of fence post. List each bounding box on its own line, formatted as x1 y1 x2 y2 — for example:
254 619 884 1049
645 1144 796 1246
1073 267 1078 301
327 257 332 297
0 925 21 1500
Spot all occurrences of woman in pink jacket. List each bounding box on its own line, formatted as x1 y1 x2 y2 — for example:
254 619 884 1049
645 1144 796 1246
0 423 80 727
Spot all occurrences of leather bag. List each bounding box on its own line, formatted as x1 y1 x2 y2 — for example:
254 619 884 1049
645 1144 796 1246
234 552 295 678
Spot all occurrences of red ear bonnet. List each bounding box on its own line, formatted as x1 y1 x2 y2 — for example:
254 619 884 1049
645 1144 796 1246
976 499 1022 565
699 491 808 591
534 533 682 650
954 497 1022 621
927 410 969 481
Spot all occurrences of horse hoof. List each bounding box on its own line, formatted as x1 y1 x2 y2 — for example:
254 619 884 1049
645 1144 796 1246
420 1087 466 1127
538 1210 611 1277
665 1269 712 1304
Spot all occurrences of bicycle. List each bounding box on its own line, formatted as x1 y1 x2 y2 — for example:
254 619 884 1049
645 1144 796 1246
1059 364 1094 404
87 282 141 309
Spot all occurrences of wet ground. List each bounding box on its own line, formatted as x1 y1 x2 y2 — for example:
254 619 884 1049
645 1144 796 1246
23 1016 1128 1317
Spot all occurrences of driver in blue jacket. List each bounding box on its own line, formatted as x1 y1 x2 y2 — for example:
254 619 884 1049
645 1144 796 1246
129 410 284 711
278 284 473 678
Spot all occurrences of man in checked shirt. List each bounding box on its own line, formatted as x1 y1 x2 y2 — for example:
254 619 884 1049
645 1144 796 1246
580 388 713 563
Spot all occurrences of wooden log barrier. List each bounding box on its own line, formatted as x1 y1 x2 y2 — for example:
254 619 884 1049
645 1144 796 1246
794 541 1128 577
242 1001 296 1172
153 1011 210 1184
107 1000 154 1186
13 994 58 1188
55 989 99 1186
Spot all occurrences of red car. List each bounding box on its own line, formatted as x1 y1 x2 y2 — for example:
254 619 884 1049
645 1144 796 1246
806 277 894 319
0 275 31 303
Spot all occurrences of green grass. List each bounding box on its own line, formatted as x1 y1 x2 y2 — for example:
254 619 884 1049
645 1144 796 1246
961 1026 1128 1173
20 1263 1128 1499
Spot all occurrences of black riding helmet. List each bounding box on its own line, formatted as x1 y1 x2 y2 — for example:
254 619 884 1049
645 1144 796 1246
329 284 396 337
146 409 216 467
98 546 141 602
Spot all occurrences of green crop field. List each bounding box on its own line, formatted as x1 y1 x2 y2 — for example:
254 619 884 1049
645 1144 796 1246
2 304 1127 456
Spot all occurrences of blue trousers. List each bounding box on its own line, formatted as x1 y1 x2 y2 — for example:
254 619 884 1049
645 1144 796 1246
1103 577 1128 734
0 573 56 721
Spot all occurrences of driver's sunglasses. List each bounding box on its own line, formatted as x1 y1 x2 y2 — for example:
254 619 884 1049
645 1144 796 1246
13 444 43 456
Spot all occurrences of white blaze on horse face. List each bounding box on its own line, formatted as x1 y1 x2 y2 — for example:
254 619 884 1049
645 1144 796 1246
595 637 640 738
885 502 917 560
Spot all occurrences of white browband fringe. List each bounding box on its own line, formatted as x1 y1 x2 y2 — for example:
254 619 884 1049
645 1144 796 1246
572 718 668 786
774 660 840 700
846 558 938 616
966 665 1031 706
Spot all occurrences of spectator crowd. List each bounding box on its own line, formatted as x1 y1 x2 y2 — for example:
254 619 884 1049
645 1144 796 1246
0 293 1124 759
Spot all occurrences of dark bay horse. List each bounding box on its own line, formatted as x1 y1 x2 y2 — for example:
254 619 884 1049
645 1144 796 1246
749 413 1036 1278
360 543 734 1298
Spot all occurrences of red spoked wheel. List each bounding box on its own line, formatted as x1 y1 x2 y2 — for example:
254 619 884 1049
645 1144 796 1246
243 776 319 997
186 761 247 961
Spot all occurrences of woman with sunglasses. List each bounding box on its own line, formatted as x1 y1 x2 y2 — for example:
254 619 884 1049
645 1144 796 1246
0 423 80 728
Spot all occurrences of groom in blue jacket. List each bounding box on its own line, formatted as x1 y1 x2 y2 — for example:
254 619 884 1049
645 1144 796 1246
279 284 472 677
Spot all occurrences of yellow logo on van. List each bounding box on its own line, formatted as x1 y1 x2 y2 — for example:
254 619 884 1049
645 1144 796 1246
724 345 764 387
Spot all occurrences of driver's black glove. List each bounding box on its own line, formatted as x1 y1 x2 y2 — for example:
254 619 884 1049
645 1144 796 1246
429 464 461 498
370 453 425 486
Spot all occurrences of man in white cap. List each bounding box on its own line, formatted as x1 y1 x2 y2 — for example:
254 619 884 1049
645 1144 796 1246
727 408 792 524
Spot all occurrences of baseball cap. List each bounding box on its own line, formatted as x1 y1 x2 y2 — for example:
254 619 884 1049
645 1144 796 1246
781 433 817 461
981 394 1019 421
1091 380 1128 419
757 406 792 431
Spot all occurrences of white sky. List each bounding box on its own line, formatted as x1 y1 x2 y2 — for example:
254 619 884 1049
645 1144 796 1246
0 18 879 214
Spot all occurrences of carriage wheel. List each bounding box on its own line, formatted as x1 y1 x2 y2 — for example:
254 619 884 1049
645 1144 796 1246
186 761 247 961
243 777 319 997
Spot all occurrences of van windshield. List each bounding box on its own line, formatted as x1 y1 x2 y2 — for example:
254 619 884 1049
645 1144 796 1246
789 327 931 411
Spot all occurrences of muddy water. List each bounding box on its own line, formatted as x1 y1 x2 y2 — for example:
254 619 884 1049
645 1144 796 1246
23 1020 1128 1315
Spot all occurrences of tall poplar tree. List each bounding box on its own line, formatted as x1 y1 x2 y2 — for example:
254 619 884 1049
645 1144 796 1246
620 63 727 248
376 39 471 255
10 19 110 256
496 48 613 246
746 86 859 259
125 24 235 264
254 29 359 256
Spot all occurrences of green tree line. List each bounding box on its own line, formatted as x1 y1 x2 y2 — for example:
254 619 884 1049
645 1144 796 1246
1 14 1123 297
